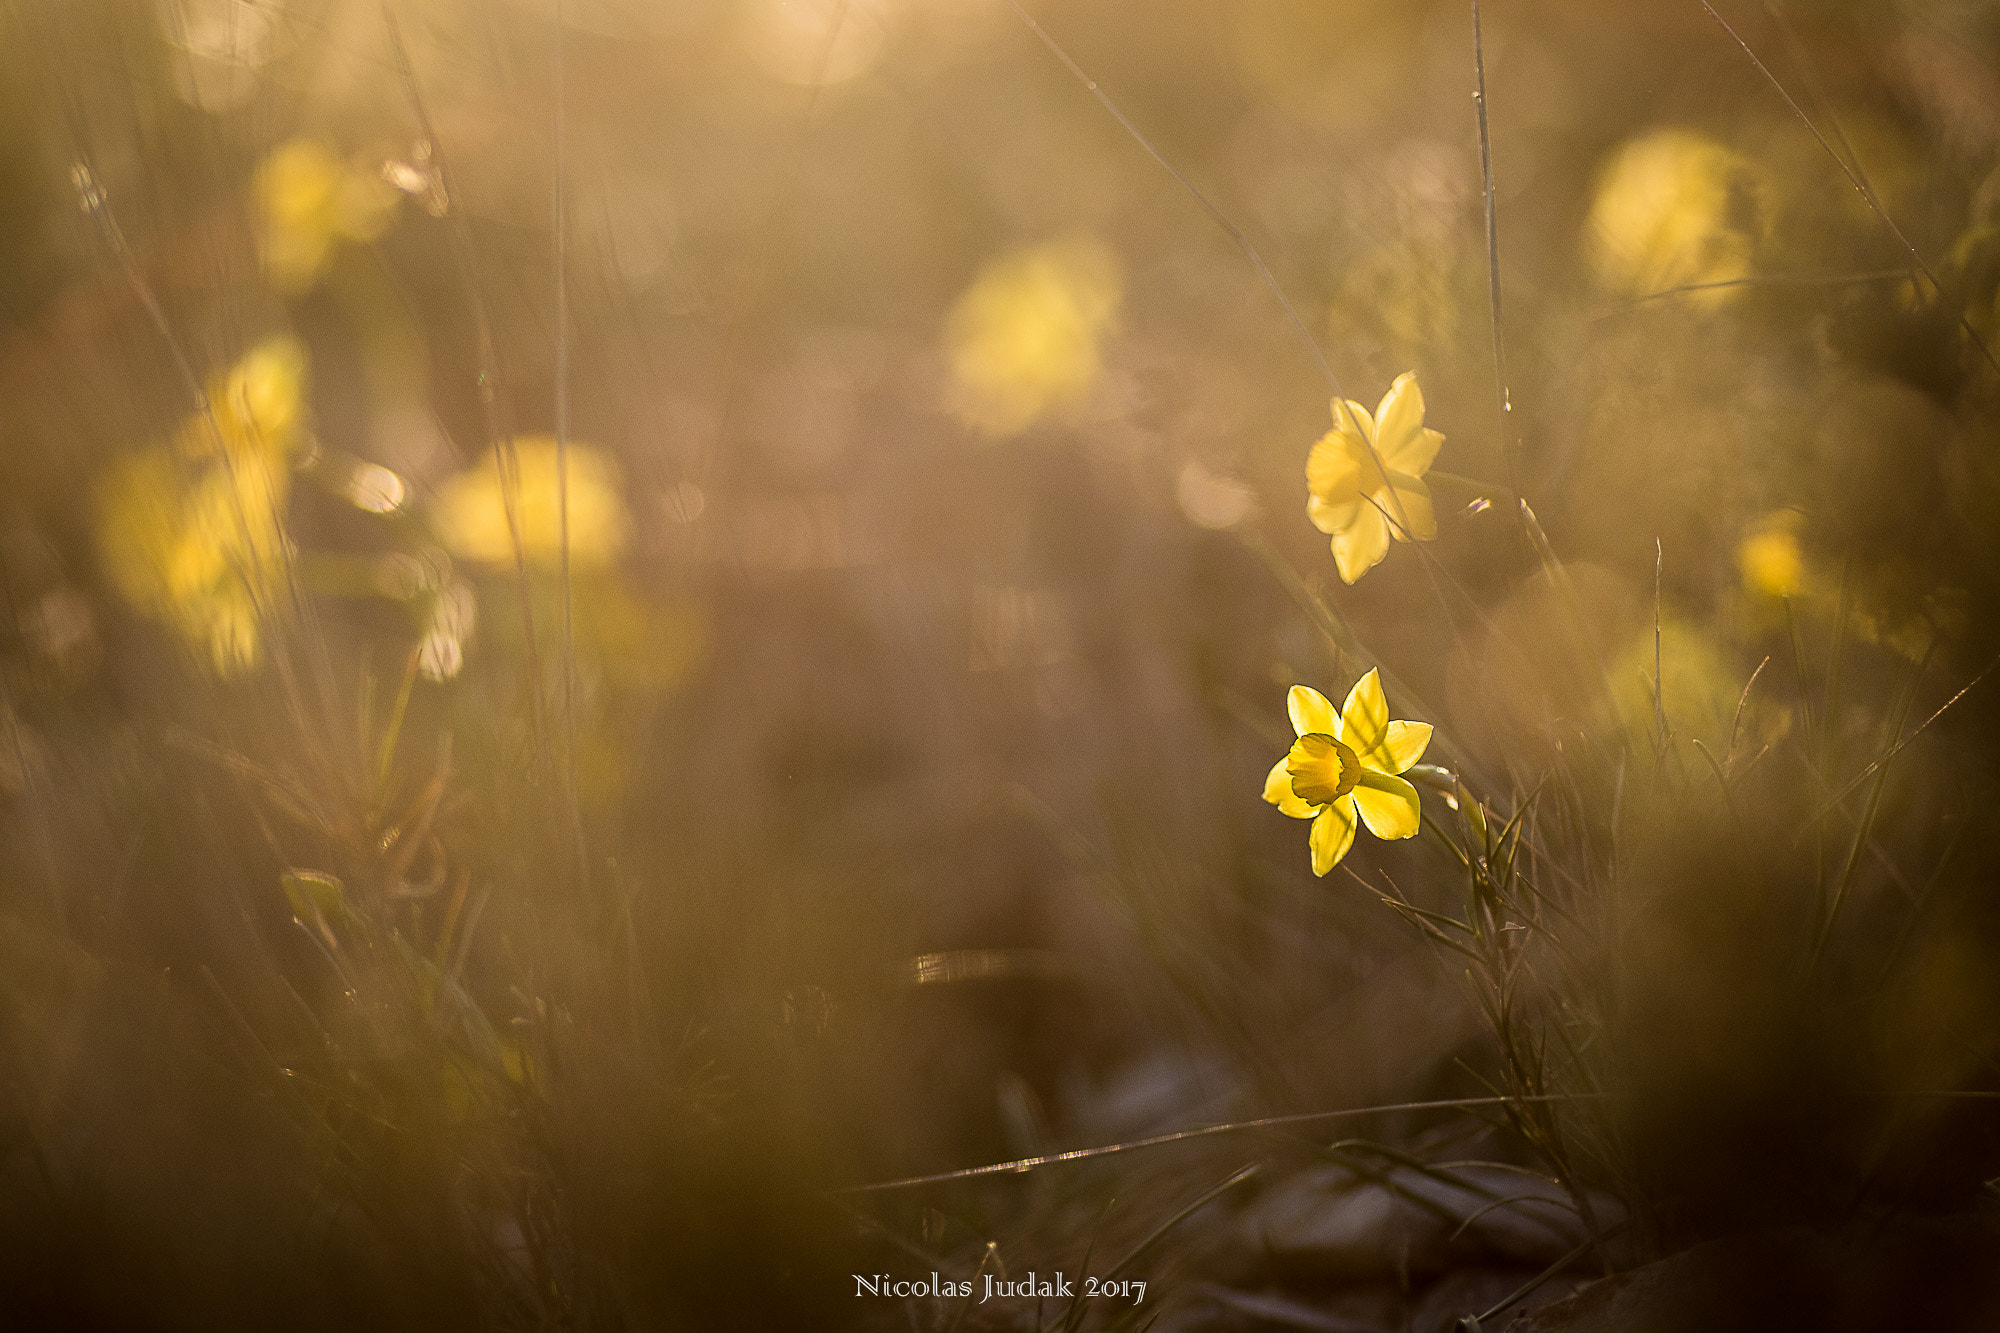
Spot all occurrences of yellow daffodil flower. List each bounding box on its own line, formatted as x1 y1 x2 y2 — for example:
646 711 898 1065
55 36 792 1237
1264 670 1431 876
97 444 288 673
255 139 399 294
1587 129 1765 306
1306 372 1443 584
176 335 309 462
946 238 1120 437
96 338 307 675
1736 510 1805 600
434 437 630 570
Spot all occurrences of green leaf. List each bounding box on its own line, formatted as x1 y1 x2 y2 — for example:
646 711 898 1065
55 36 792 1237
282 869 346 922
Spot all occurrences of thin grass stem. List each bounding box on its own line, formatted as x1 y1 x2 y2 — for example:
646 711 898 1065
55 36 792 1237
835 1094 1605 1193
552 0 584 870
382 3 550 771
1470 0 1522 503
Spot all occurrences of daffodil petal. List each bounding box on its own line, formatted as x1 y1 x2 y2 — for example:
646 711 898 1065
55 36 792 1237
1372 372 1424 457
1382 479 1436 543
1380 720 1433 774
1263 755 1317 818
1308 492 1363 536
1309 797 1358 876
1340 669 1390 760
1287 685 1338 738
1332 398 1374 440
1392 427 1446 479
1332 506 1391 584
1352 769 1422 840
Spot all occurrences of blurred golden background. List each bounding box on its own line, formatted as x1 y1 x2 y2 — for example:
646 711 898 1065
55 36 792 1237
2 0 2000 1328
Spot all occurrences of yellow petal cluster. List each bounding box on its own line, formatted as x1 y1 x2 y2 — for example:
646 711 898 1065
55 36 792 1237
1306 372 1443 583
1587 129 1765 305
1263 670 1431 876
946 238 1120 437
255 139 399 294
96 337 307 674
434 438 630 570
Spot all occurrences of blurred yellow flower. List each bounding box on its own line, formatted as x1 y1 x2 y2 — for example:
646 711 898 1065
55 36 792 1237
1736 510 1805 600
946 238 1120 437
1588 129 1765 305
96 339 306 675
255 138 398 294
1306 372 1443 583
177 335 310 461
1613 620 1739 747
434 438 630 570
1263 670 1431 876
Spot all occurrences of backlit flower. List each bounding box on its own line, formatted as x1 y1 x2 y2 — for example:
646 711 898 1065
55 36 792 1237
1263 670 1431 876
1306 372 1443 583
